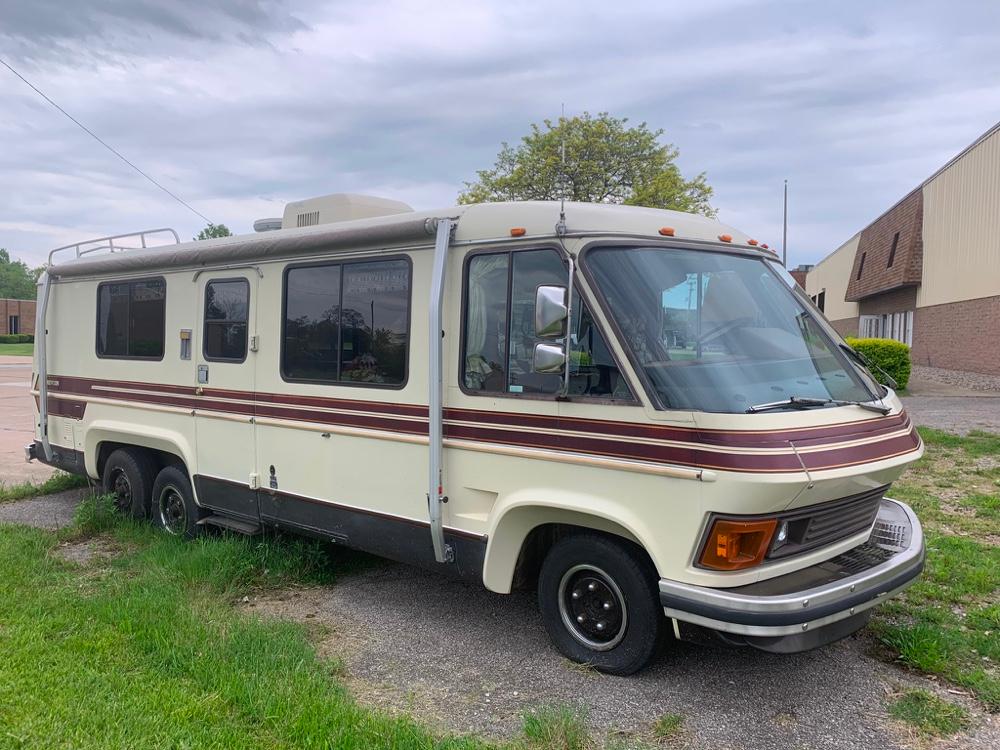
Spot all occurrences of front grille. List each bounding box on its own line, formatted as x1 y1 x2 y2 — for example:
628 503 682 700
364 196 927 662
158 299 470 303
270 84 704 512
766 485 887 560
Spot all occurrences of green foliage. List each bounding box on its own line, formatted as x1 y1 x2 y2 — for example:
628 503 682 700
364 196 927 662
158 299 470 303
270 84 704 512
845 336 911 389
195 223 232 241
652 713 684 739
888 690 969 737
460 112 716 216
0 333 34 344
0 248 38 300
521 706 591 750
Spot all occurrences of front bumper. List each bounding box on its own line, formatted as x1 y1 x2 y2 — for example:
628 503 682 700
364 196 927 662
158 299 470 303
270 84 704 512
659 499 924 651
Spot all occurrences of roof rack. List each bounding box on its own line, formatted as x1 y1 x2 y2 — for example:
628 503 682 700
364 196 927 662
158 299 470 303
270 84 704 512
48 227 181 266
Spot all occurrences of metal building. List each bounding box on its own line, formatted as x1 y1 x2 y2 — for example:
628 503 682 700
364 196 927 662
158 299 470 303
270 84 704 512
806 121 1000 375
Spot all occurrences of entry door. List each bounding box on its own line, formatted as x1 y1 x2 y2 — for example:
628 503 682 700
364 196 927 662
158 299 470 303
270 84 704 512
193 271 259 520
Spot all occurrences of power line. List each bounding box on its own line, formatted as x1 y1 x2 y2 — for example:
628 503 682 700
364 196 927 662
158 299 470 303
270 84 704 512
0 56 214 224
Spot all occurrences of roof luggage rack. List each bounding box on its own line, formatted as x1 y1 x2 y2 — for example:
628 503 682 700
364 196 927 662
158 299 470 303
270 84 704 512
48 227 180 267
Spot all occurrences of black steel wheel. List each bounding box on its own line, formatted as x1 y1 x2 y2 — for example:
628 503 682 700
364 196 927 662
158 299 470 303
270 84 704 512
101 448 156 520
150 465 202 540
538 533 663 675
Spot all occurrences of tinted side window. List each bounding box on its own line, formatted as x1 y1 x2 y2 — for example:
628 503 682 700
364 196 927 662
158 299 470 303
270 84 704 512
204 279 249 361
282 259 410 386
97 279 165 359
463 249 632 400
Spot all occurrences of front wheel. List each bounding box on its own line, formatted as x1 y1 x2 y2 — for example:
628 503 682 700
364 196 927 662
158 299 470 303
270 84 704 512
538 533 663 675
151 465 202 540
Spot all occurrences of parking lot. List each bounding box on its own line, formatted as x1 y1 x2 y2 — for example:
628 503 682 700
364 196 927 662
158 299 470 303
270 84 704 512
0 356 53 485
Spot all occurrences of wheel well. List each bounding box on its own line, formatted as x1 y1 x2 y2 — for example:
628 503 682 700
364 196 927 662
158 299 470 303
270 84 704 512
511 523 657 590
96 441 185 480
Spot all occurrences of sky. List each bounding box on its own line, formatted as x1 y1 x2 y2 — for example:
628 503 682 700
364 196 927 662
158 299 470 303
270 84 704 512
1 0 998 269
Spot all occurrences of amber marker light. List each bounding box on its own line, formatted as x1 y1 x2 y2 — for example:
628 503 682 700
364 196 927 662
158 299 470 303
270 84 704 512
510 227 527 237
718 234 732 243
747 238 759 246
658 226 676 236
698 518 777 570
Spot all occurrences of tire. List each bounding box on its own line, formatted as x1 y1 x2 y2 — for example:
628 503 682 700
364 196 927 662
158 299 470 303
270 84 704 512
102 448 156 520
150 465 202 540
538 533 663 675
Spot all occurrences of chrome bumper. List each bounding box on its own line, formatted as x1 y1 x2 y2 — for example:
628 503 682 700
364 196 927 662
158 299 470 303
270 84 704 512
659 499 924 639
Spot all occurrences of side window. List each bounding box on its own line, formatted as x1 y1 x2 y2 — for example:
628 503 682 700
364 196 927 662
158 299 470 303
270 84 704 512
463 249 632 400
282 258 410 386
204 279 249 361
97 278 165 359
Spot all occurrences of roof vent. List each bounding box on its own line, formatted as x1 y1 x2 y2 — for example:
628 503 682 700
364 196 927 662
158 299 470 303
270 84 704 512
253 217 282 233
281 193 413 230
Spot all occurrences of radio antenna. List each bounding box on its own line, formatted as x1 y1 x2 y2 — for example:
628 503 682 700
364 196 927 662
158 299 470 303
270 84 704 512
556 103 568 236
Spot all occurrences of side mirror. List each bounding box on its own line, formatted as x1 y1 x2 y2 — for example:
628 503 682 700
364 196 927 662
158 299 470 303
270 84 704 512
534 285 568 339
533 342 567 374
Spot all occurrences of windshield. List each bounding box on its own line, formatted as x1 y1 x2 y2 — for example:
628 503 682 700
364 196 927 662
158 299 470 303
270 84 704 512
585 246 879 413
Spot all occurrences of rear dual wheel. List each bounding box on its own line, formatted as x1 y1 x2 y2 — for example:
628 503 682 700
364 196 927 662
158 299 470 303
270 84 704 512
151 465 202 540
102 448 156 520
538 534 664 675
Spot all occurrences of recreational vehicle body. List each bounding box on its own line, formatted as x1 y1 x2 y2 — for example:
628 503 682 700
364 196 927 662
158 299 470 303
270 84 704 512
27 196 925 674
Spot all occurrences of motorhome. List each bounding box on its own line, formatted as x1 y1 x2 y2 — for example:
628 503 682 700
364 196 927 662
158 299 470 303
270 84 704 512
27 195 925 674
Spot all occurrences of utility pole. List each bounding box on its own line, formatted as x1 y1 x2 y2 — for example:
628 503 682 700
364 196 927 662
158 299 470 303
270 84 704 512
782 179 788 267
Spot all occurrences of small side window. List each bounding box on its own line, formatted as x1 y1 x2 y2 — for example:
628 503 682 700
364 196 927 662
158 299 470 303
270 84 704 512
97 278 165 359
204 279 249 361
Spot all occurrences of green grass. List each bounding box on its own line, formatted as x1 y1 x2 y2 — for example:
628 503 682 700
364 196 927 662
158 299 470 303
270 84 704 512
521 706 590 750
0 471 90 503
888 690 970 737
0 496 495 749
0 342 33 356
870 428 1000 711
651 713 684 739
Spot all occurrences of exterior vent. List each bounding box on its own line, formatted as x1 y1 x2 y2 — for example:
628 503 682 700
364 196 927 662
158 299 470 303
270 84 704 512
281 193 413 230
297 211 320 228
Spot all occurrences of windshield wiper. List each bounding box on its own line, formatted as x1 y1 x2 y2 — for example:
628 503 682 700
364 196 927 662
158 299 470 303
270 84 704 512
746 395 891 415
839 343 898 390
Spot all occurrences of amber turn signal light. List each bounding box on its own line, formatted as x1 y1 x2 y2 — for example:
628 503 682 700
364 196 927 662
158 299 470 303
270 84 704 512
698 518 777 570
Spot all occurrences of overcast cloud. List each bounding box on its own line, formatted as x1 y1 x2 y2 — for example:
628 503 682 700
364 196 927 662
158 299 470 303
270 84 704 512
1 0 998 267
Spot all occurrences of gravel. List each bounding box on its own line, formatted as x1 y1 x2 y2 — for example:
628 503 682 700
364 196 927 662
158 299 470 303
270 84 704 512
248 564 999 749
0 488 88 529
910 366 1000 394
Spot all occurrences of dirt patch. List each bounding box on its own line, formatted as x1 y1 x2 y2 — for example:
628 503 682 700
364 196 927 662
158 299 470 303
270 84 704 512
52 536 132 565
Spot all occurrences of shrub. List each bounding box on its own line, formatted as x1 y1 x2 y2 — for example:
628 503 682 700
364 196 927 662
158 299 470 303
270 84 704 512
0 334 33 344
845 336 911 390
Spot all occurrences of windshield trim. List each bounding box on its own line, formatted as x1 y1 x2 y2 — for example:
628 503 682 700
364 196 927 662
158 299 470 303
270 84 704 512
578 240 883 413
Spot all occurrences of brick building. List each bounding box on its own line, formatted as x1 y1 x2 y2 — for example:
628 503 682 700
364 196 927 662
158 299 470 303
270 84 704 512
806 121 1000 375
0 298 35 336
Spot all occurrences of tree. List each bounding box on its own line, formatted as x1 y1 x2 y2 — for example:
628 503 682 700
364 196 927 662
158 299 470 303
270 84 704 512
195 223 232 241
459 112 716 216
0 249 37 299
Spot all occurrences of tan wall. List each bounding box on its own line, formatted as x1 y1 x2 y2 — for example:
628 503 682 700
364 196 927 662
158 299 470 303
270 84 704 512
805 233 861 322
919 125 1000 308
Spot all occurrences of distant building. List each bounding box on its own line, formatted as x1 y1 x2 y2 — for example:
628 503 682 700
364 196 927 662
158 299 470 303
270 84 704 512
789 263 813 288
806 121 1000 375
1 298 35 336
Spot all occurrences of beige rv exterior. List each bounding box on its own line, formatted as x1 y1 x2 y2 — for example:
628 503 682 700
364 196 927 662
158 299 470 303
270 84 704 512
28 198 925 673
